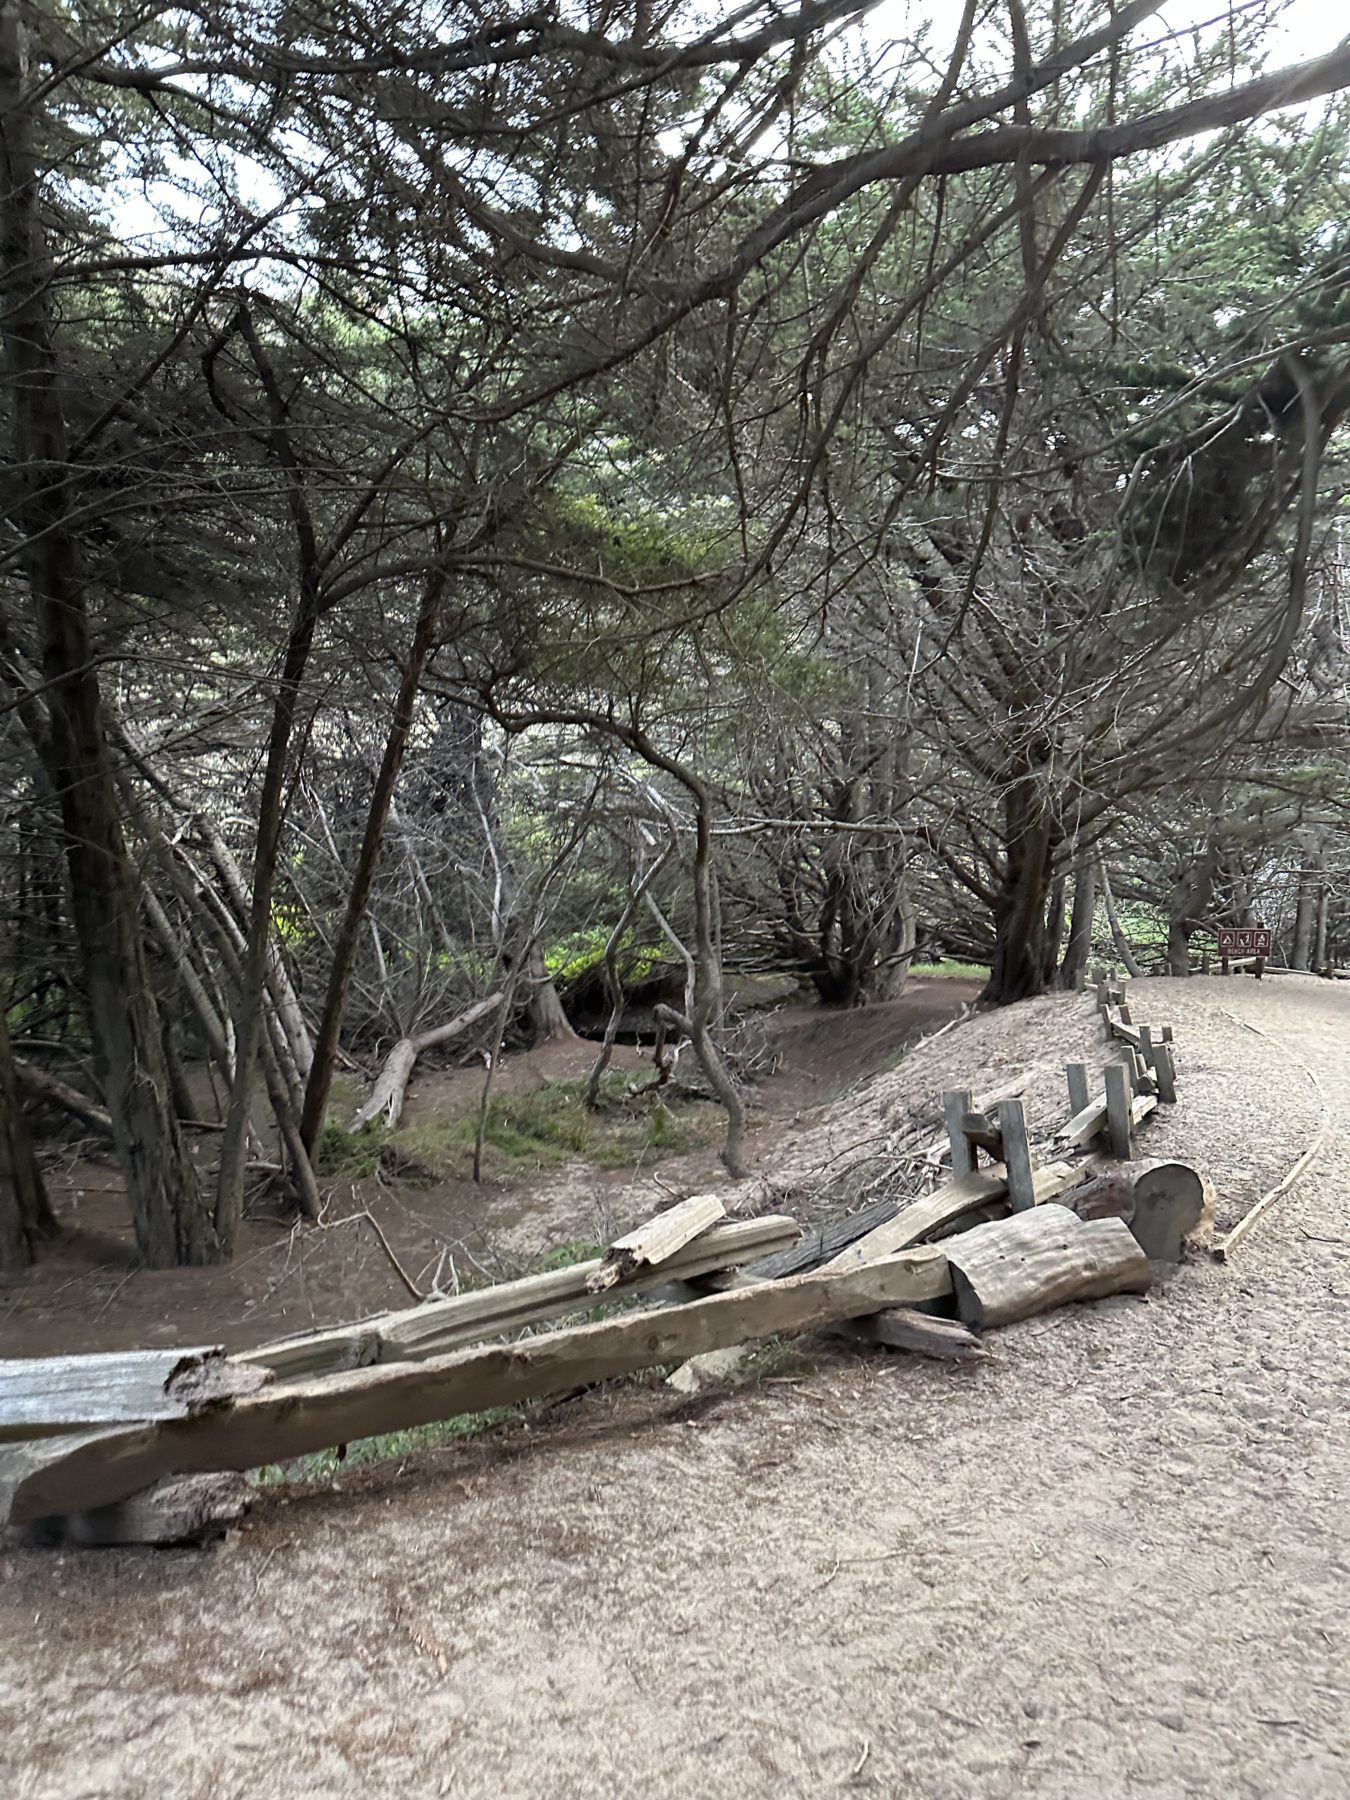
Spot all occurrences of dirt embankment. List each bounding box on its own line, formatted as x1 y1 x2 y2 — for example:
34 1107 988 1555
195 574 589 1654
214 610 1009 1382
0 979 978 1358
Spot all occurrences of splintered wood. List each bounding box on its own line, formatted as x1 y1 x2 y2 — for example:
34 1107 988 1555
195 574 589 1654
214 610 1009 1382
0 1348 268 1442
586 1194 725 1290
243 1214 798 1378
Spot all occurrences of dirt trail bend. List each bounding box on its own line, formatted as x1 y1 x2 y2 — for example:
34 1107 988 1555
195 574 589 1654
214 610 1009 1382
3 974 1350 1799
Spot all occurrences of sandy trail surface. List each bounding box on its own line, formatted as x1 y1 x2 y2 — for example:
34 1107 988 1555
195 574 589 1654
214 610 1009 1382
3 975 1349 1798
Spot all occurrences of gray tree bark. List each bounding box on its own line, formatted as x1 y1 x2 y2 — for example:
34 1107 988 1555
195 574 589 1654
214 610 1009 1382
0 9 216 1266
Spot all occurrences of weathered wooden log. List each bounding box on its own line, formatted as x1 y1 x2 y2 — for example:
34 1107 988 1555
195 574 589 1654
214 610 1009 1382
942 1208 1151 1332
586 1194 724 1291
1063 1159 1211 1261
242 1214 800 1379
0 1349 269 1442
1128 1161 1209 1260
351 993 504 1131
17 1473 250 1548
2 1248 952 1523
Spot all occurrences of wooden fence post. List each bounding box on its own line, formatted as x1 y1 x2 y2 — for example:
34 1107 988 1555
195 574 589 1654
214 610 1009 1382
1066 1063 1090 1114
943 1089 975 1177
995 1099 1036 1212
1103 1062 1134 1160
1152 1042 1178 1104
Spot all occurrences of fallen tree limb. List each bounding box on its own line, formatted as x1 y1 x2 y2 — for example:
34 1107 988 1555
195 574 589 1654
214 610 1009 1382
351 994 504 1131
13 1058 112 1136
943 1207 1151 1331
586 1194 724 1291
1212 1136 1324 1262
2 1247 951 1523
242 1214 800 1379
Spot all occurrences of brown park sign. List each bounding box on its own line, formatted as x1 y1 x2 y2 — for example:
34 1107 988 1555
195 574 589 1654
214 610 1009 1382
1217 926 1272 958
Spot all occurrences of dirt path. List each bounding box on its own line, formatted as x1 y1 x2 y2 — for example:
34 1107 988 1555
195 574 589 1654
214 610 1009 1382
4 976 1350 1798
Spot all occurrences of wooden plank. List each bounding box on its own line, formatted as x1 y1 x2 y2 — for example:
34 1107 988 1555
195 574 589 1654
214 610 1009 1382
959 1111 1004 1157
0 1349 268 1442
922 1076 1034 1166
942 1089 975 1176
2 1249 952 1523
996 1098 1036 1211
823 1163 1081 1273
735 1196 899 1284
944 1210 1151 1331
1058 1088 1156 1149
586 1194 724 1291
1104 1061 1134 1159
245 1215 799 1377
836 1309 987 1362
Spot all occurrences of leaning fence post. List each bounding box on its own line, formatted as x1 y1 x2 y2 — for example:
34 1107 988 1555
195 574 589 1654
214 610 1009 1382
943 1088 975 1177
1152 1041 1178 1104
1103 1062 1134 1160
996 1099 1036 1212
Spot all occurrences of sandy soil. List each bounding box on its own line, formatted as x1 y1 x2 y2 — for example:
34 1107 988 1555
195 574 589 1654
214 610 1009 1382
3 974 1350 1798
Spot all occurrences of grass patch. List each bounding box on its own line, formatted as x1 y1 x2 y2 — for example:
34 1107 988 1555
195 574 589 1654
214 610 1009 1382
314 1119 389 1178
249 1408 521 1487
911 959 988 980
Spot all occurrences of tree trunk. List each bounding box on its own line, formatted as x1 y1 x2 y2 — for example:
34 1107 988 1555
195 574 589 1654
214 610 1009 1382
1166 843 1218 978
1314 883 1330 972
300 569 448 1156
0 13 216 1267
0 1004 58 1268
1099 863 1144 978
1291 838 1322 970
1041 875 1067 986
980 778 1058 1007
215 306 325 1249
527 945 577 1043
1058 855 1097 990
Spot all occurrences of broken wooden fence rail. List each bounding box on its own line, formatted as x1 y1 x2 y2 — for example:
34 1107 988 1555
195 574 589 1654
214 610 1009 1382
241 1213 800 1380
586 1193 724 1292
0 1349 268 1443
2 1247 953 1525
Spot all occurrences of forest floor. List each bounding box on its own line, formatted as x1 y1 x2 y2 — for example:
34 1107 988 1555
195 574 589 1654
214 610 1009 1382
4 974 1350 1797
